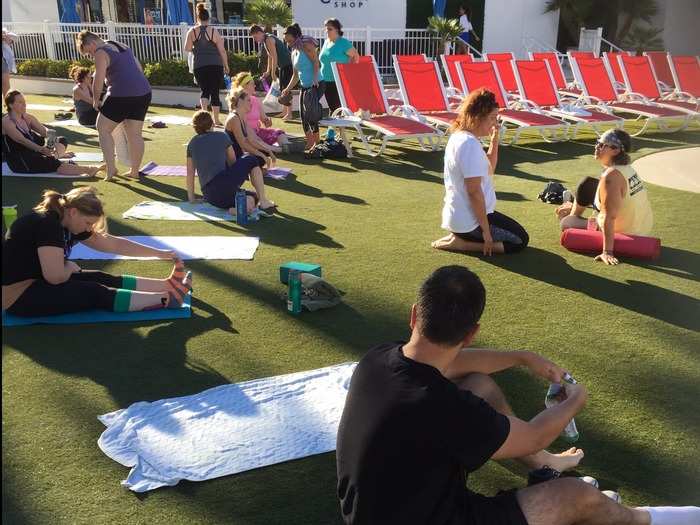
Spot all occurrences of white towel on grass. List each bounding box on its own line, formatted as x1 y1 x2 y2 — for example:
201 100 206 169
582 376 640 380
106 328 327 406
123 201 235 221
26 103 73 111
146 115 193 126
98 362 357 492
1 162 91 178
70 235 259 260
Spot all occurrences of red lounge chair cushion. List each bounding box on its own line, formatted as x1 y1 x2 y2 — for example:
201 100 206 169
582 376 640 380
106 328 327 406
532 52 566 89
610 102 687 118
425 111 456 123
561 229 660 260
672 56 700 97
646 52 674 86
656 99 698 112
400 62 448 112
499 109 563 126
366 115 436 135
336 61 387 114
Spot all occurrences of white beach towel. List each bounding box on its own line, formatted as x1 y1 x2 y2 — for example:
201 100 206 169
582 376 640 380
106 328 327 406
98 362 357 492
70 236 259 260
123 201 235 221
45 119 85 127
2 162 91 178
26 103 73 111
146 115 193 126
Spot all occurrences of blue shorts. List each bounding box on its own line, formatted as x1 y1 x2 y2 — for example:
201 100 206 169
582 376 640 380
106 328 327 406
460 32 470 44
202 155 260 209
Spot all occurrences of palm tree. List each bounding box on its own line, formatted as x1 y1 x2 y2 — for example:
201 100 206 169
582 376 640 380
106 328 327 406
544 0 596 45
615 0 658 43
427 16 462 55
244 0 292 33
622 24 664 55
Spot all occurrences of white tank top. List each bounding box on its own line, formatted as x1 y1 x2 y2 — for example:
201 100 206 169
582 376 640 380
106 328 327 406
594 164 653 235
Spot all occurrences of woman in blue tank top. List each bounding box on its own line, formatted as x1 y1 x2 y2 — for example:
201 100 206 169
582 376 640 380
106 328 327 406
76 30 152 181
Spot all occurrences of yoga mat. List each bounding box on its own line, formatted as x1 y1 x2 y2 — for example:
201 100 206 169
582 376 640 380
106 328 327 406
26 103 73 111
123 201 235 222
45 119 84 127
2 294 191 327
560 229 661 260
70 236 259 260
140 162 187 177
146 115 192 126
97 362 357 492
70 152 104 163
266 167 292 180
2 162 91 179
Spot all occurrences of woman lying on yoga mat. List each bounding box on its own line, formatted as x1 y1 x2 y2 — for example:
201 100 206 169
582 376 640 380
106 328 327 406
557 129 653 265
432 88 529 255
225 88 276 170
1 90 104 176
2 187 191 317
187 110 277 216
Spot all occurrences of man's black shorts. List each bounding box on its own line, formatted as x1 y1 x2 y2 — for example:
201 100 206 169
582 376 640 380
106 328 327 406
100 92 152 123
466 489 528 525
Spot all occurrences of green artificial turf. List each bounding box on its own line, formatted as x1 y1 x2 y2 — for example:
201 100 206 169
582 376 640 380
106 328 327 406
3 95 700 524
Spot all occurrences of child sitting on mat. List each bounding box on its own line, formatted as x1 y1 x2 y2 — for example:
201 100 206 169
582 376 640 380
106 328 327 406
2 187 191 318
557 129 653 266
186 110 277 217
231 71 289 152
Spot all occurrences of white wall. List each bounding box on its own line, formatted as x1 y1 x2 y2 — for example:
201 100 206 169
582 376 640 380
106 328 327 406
291 0 406 30
661 0 700 55
483 0 559 58
5 0 60 23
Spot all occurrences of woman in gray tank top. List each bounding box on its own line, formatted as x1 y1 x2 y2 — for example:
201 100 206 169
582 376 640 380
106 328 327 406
185 4 230 126
76 30 152 181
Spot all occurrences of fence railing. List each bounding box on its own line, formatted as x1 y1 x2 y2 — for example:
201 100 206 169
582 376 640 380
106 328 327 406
4 21 444 79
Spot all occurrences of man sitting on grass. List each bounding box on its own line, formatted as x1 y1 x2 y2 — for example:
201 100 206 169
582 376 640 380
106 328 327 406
336 265 699 525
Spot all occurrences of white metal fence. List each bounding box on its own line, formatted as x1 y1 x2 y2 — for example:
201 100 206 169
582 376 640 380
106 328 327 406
4 21 443 78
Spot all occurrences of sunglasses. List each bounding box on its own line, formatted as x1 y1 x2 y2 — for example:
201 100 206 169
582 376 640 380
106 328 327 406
594 141 617 150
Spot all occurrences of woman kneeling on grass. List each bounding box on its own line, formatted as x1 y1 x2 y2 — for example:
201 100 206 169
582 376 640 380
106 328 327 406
432 88 529 255
2 90 104 176
187 110 277 216
557 129 653 266
2 187 192 318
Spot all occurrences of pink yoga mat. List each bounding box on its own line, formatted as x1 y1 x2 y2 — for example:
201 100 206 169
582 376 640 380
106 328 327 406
560 229 661 260
140 162 187 177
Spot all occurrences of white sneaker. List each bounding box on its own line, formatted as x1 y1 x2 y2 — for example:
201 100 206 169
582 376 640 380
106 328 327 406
602 490 622 504
579 476 599 488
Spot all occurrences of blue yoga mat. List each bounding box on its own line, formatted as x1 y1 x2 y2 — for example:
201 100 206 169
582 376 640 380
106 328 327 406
2 295 191 327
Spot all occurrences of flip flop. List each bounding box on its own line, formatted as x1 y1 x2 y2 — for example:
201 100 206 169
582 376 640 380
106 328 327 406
148 121 167 129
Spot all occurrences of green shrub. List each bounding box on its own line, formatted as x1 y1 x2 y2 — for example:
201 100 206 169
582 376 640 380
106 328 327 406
45 60 73 79
18 58 95 78
17 59 52 77
228 52 260 77
143 59 192 87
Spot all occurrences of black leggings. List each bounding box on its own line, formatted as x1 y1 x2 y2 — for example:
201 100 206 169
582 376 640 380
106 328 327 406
324 81 342 114
194 65 223 107
300 82 325 134
7 270 126 317
454 211 529 254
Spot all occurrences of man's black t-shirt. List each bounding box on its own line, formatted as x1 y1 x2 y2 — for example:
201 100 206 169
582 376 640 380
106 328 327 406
336 343 511 525
2 211 91 285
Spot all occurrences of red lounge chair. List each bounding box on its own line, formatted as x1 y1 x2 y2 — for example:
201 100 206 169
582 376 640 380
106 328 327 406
570 56 689 135
440 53 475 91
394 54 428 64
667 55 700 99
617 54 698 120
393 57 456 129
456 60 569 145
602 51 633 91
644 51 675 91
529 51 581 98
513 59 623 138
484 52 519 93
331 56 442 156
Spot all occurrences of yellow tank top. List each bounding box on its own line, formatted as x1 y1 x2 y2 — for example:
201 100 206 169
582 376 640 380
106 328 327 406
595 164 653 235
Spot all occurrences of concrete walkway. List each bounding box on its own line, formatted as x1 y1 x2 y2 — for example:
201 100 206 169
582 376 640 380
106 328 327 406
632 147 700 193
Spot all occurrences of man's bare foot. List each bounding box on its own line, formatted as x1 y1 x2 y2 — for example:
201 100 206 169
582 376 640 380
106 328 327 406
546 447 584 472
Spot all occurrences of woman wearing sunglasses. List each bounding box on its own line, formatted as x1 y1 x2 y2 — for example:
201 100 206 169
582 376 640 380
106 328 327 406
558 129 653 265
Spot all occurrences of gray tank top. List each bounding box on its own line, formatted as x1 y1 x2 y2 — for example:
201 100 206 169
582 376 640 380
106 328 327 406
192 26 223 69
100 41 151 97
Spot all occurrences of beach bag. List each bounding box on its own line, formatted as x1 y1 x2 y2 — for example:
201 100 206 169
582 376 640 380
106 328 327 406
263 80 284 114
538 181 567 204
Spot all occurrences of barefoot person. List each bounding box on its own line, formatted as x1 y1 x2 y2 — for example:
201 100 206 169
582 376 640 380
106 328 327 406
2 187 191 317
76 30 152 180
186 110 277 217
336 265 700 525
184 3 229 126
433 88 528 255
249 24 293 120
225 88 277 170
2 90 103 177
558 129 653 266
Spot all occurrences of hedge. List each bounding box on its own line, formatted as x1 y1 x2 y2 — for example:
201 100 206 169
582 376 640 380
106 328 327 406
17 52 260 88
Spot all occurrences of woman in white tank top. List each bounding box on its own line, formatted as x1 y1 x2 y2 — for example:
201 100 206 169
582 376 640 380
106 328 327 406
559 129 653 265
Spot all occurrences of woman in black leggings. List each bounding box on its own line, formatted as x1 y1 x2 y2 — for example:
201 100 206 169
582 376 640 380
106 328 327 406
2 187 192 318
184 3 229 126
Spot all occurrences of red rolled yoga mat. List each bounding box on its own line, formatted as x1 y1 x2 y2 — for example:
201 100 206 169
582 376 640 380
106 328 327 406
560 229 661 260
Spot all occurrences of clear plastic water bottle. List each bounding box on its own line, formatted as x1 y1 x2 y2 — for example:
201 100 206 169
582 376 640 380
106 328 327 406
545 373 580 442
235 190 248 225
326 128 336 143
46 129 56 150
287 270 302 314
223 74 231 90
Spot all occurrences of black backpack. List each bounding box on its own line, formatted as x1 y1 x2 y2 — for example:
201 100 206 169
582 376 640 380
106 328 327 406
315 140 347 159
538 181 567 204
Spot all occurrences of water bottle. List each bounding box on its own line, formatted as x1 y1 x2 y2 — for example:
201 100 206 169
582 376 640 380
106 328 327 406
544 373 580 443
287 270 302 314
235 190 248 225
46 129 56 151
326 128 336 143
223 74 231 90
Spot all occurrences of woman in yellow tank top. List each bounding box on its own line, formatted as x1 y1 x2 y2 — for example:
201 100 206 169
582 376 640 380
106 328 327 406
558 129 653 265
